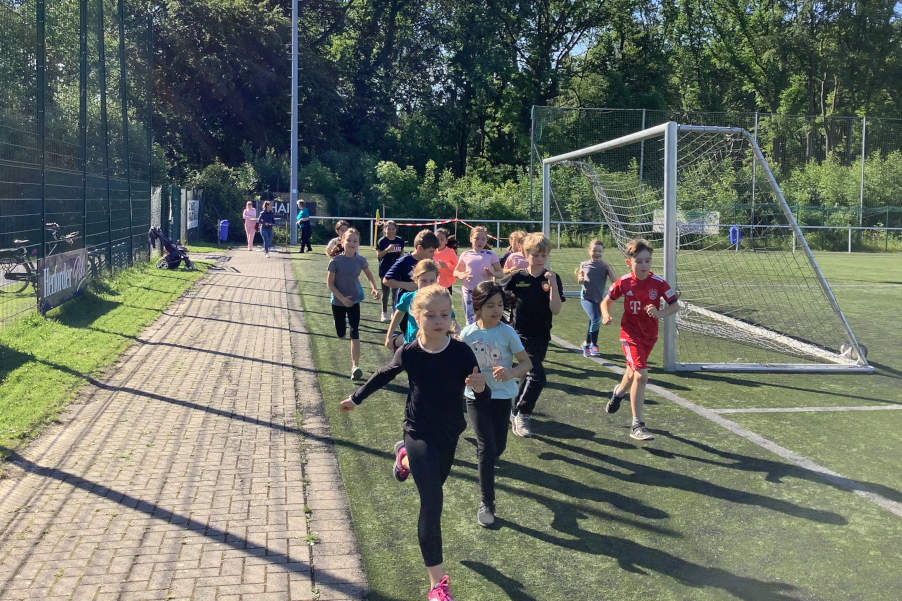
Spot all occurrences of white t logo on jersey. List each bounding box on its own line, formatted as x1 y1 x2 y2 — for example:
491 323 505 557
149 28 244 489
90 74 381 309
629 300 643 314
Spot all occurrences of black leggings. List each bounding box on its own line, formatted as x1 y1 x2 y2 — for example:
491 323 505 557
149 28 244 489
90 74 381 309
515 337 548 415
466 396 511 508
331 303 360 339
405 432 458 567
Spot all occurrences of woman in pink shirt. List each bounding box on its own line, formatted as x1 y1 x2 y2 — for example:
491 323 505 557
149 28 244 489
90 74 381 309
433 227 458 294
453 226 503 324
242 201 257 250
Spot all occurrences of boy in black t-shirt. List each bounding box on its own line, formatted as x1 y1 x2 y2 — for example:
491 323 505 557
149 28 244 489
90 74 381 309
503 232 564 437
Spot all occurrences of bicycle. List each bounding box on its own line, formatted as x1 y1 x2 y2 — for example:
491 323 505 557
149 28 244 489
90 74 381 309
0 223 79 294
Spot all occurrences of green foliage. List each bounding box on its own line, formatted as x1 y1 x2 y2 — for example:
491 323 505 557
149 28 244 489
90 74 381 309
190 159 256 241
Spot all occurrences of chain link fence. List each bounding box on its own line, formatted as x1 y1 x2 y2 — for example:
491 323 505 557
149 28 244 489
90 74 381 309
531 107 902 249
1 0 151 324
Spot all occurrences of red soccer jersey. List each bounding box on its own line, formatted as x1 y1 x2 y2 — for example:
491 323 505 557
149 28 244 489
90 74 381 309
606 272 678 345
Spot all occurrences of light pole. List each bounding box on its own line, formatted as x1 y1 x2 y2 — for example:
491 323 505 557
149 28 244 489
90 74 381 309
289 0 298 245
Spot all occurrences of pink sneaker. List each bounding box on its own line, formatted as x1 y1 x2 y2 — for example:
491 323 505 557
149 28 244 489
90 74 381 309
392 441 409 482
427 575 453 601
590 344 601 357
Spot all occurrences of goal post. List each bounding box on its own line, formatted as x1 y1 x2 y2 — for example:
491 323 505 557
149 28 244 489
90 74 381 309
542 121 872 373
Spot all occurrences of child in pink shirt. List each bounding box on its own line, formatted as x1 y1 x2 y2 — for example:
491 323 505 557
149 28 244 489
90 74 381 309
453 226 503 324
242 202 257 250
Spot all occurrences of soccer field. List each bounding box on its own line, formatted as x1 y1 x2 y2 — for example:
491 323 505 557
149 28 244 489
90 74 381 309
291 246 901 601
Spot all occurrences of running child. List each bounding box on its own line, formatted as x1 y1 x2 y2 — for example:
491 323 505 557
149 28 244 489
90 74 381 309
503 232 564 437
327 228 380 381
376 220 405 321
340 285 488 601
460 281 532 527
385 260 458 349
432 227 458 294
326 219 352 257
600 238 679 441
383 229 439 337
502 230 528 274
453 226 503 324
575 239 617 357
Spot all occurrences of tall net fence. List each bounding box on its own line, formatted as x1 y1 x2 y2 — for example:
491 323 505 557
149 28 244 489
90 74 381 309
531 107 902 251
0 0 151 324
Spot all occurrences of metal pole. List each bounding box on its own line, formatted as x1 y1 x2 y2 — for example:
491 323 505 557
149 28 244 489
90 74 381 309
556 222 560 249
148 7 156 258
848 227 851 253
529 105 535 218
638 108 646 186
37 0 46 289
289 0 298 246
80 0 87 262
662 122 678 371
858 116 866 227
97 0 112 272
751 111 758 242
118 0 132 265
542 163 551 236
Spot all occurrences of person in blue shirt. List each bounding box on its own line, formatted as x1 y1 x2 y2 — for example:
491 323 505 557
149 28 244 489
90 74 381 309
296 199 312 253
460 281 531 527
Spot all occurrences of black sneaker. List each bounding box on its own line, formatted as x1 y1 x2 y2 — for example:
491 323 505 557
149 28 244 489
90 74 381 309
477 502 495 527
605 389 625 414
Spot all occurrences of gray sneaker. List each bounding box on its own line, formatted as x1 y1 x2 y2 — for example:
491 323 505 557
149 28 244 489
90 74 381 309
477 502 495 527
514 413 532 437
630 422 655 441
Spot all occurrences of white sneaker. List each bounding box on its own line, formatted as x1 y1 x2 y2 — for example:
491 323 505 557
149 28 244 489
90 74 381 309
380 311 388 322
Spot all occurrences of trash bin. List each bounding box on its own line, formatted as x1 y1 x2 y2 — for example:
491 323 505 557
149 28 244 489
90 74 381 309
729 225 741 249
218 219 229 242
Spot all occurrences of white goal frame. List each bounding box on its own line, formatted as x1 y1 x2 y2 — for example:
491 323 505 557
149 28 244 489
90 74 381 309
542 121 872 373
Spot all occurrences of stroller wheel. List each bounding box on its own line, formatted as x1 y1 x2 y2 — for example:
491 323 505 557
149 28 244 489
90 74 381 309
155 257 168 269
183 258 195 271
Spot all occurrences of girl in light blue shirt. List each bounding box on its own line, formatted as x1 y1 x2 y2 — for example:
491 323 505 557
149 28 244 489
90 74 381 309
459 281 532 528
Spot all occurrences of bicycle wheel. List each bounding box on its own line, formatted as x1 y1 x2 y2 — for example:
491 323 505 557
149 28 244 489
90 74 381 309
0 259 31 294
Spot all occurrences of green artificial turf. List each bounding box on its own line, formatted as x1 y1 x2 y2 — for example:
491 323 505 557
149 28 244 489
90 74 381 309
0 245 222 458
292 245 902 601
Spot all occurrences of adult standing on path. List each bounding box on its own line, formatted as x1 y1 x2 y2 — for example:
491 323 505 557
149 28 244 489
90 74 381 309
258 200 276 257
297 198 313 253
242 200 257 251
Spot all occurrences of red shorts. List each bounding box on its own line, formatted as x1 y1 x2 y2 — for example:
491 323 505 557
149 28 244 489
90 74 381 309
620 338 654 371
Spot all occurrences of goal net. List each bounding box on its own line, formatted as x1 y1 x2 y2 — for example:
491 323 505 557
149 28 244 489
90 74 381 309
542 122 871 372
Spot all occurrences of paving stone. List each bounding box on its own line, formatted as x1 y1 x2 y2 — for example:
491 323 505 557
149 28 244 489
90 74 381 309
0 249 367 600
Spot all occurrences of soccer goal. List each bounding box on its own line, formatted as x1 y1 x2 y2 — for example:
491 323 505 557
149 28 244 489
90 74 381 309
542 121 872 373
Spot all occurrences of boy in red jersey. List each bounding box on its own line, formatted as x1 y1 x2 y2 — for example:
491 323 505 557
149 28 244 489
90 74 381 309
600 239 679 441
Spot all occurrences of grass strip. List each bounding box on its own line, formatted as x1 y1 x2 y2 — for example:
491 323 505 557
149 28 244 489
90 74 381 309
0 246 221 458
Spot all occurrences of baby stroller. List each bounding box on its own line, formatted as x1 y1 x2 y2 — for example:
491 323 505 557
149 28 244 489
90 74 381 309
148 227 195 270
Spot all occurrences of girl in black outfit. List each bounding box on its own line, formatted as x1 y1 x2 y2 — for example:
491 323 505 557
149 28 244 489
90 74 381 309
340 285 488 601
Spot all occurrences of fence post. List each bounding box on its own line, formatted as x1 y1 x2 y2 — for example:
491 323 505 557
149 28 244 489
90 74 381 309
117 0 133 266
496 221 500 243
147 7 153 260
859 116 866 228
37 0 46 272
556 222 561 249
751 111 758 242
848 227 852 253
96 0 112 273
